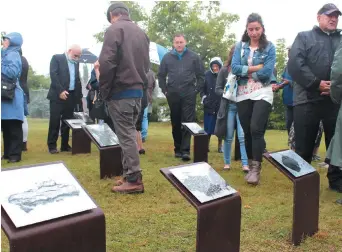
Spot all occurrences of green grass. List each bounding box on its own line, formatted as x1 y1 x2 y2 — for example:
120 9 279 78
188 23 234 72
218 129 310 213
1 119 342 252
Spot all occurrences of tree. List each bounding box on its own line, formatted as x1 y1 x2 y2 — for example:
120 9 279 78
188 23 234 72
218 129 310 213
268 38 287 130
94 1 148 43
27 66 50 90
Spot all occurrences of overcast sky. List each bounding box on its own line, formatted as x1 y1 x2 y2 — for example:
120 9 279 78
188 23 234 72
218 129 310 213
1 0 341 75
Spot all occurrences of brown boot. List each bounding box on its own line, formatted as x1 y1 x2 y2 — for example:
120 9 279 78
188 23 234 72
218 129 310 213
244 159 253 180
113 177 126 186
247 161 261 185
111 180 144 194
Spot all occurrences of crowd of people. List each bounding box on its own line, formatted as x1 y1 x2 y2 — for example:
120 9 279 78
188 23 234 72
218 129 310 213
1 2 341 204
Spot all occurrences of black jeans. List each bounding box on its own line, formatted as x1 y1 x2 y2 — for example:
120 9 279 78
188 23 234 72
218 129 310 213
294 99 339 163
285 106 294 134
47 93 76 150
237 99 272 162
2 119 23 160
166 91 196 154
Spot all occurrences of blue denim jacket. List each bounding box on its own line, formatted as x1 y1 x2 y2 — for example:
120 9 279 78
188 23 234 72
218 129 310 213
231 41 276 86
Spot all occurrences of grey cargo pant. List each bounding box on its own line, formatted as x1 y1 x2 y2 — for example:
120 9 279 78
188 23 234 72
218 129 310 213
107 98 142 180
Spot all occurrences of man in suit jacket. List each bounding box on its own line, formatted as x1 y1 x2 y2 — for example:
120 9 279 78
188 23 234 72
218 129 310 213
47 44 82 154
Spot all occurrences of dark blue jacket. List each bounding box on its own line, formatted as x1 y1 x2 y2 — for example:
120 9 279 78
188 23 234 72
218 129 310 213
202 57 223 114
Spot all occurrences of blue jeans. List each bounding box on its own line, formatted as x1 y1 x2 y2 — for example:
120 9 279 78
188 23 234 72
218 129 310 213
141 106 149 140
223 103 248 166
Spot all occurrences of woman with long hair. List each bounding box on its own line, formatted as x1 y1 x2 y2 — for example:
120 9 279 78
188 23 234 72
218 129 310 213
216 45 249 172
231 13 276 185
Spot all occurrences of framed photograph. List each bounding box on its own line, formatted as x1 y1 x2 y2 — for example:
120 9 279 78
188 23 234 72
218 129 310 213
182 122 206 135
170 163 237 203
65 119 86 129
1 162 97 228
269 150 316 177
73 112 93 124
84 124 119 147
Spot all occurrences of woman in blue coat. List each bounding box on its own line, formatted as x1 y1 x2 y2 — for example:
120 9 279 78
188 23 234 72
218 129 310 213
1 32 24 163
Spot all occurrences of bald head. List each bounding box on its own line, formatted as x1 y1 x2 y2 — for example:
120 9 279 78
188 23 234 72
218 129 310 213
67 44 82 63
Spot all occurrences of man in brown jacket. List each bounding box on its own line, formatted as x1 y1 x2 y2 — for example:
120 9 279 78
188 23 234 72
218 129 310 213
99 2 150 194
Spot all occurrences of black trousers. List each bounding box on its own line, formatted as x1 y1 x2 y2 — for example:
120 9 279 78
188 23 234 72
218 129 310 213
47 93 75 150
237 99 272 162
285 106 294 134
294 99 339 163
166 91 196 154
2 119 23 160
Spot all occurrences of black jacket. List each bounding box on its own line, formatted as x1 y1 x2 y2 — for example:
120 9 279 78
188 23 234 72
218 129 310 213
158 49 205 95
288 26 341 105
47 53 82 101
202 69 221 114
19 55 29 102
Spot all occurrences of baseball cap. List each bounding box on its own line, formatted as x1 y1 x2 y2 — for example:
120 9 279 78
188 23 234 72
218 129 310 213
107 2 129 23
317 3 341 15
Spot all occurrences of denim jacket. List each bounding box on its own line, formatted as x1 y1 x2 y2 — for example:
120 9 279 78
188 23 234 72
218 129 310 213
231 41 276 86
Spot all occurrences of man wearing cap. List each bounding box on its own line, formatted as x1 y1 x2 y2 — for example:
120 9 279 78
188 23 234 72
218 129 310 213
98 2 149 194
288 3 341 172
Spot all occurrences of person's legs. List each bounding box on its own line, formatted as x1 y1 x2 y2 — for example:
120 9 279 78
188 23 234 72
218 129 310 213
180 91 197 160
107 98 143 193
321 100 339 151
60 94 75 151
167 93 182 156
237 100 253 160
223 104 237 169
22 116 28 151
245 100 271 185
141 106 149 141
286 106 294 135
47 100 63 152
2 120 10 159
294 103 320 163
7 120 23 162
236 113 249 171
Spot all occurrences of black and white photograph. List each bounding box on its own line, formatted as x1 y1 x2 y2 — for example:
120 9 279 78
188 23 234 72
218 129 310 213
84 123 119 147
1 163 97 228
182 122 206 135
270 150 316 177
170 163 237 203
73 112 94 124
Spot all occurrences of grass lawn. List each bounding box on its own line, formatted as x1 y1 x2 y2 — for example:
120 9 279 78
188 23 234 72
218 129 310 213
1 118 341 252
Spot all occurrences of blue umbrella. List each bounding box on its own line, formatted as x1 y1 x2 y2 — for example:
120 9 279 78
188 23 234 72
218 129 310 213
85 42 169 65
80 48 98 64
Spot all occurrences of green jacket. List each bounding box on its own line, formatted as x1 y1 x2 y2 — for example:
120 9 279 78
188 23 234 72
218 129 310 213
326 40 342 167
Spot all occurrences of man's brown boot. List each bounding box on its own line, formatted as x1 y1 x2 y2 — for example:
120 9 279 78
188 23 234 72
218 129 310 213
111 181 144 194
247 161 261 185
113 177 126 186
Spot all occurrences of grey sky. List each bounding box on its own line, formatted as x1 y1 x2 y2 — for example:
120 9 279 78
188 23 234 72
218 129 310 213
1 0 341 75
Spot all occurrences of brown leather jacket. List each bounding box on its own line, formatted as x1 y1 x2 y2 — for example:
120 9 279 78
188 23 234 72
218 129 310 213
99 15 150 100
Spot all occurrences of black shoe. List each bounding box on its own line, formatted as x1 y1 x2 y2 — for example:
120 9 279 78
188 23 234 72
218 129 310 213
182 153 191 161
49 148 59 154
22 142 28 151
329 184 342 193
7 158 21 163
2 155 9 160
336 199 342 205
175 152 182 158
139 149 145 155
60 146 72 152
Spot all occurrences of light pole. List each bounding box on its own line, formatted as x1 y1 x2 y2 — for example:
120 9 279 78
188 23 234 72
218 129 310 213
65 18 75 51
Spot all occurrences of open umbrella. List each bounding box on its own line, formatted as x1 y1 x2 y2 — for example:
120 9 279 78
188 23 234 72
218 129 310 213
85 42 169 65
79 48 98 64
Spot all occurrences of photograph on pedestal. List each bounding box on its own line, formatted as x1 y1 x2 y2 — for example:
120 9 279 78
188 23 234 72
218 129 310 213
1 163 97 228
182 122 206 135
270 150 316 177
65 119 86 129
170 163 237 203
73 112 93 124
84 124 119 147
